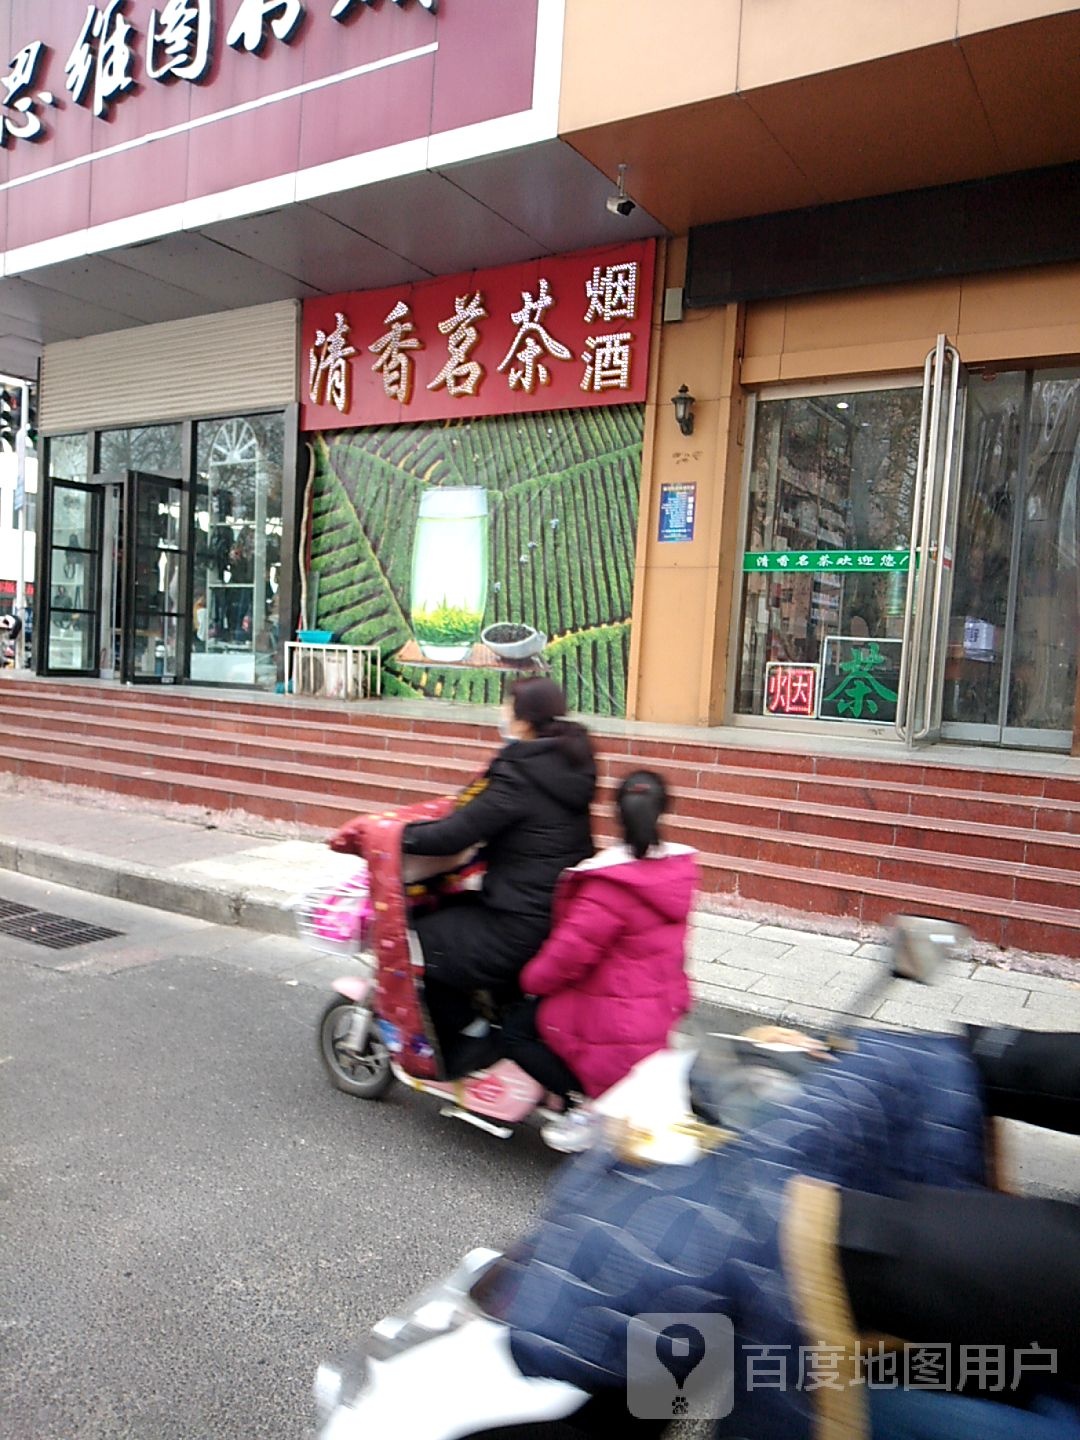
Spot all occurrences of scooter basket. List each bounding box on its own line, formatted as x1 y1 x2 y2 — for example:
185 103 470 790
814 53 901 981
294 863 374 957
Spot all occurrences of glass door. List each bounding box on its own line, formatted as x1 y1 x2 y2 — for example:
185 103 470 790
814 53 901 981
895 336 967 745
45 481 103 674
942 367 1079 750
1004 371 1079 746
123 473 187 684
734 381 924 730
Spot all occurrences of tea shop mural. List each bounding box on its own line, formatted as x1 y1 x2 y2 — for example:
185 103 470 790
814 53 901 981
303 404 644 716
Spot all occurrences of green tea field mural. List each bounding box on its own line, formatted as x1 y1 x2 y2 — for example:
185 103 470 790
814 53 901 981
305 405 644 715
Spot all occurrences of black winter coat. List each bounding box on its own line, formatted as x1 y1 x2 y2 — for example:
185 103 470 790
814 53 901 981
402 736 596 923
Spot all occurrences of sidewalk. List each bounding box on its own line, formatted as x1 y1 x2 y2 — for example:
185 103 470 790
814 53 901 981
1 781 1079 1033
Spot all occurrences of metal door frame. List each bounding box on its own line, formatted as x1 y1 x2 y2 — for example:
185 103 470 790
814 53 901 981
895 335 966 746
40 478 105 678
938 367 1075 752
121 470 191 686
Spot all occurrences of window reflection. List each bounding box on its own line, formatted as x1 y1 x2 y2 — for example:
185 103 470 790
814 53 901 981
943 373 1024 726
191 414 284 689
48 433 89 483
1008 372 1079 734
98 425 183 478
736 389 921 716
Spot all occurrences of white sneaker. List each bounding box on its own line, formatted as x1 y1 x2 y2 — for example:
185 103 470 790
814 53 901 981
540 1107 594 1154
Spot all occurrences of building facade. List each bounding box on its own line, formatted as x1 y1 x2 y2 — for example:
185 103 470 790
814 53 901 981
1 0 1076 752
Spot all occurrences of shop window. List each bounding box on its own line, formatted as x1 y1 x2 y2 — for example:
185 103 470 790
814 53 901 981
48 433 89 483
191 414 284 689
736 388 922 720
1008 372 1079 734
98 425 182 478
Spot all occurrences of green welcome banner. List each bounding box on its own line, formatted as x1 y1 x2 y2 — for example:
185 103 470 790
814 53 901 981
743 548 914 573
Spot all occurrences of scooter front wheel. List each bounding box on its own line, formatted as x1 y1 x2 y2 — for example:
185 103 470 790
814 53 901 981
318 999 392 1099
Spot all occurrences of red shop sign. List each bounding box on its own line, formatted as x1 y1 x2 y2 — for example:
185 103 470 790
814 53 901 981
301 239 656 431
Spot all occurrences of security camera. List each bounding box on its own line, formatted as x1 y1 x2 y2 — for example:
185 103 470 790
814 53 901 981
606 163 635 218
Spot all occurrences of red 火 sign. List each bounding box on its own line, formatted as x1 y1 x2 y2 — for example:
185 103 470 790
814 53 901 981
301 239 656 431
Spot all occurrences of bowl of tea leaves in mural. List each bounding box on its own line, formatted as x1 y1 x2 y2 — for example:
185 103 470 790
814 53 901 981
481 622 547 660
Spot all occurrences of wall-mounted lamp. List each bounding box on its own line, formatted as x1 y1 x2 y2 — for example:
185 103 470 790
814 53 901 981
671 384 695 437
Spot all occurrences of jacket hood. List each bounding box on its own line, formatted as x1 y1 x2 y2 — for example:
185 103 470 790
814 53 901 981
500 736 597 811
566 844 698 921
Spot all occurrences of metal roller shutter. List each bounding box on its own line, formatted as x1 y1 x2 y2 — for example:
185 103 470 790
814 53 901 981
38 300 299 434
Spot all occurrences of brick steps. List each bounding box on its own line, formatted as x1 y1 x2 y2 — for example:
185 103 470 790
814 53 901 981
3 678 1079 958
3 680 1074 797
5 690 1078 824
8 720 1080 910
8 696 1080 864
3 741 1077 958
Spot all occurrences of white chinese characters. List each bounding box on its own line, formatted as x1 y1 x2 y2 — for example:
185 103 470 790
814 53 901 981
6 0 447 142
309 312 357 414
148 0 214 83
307 252 646 417
581 332 633 393
1 43 53 146
371 301 422 404
581 261 639 394
427 293 487 399
227 0 305 54
332 0 437 18
584 262 637 323
498 280 573 393
66 0 136 120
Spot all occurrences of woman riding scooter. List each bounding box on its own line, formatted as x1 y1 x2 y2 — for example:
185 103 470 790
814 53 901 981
401 677 595 1076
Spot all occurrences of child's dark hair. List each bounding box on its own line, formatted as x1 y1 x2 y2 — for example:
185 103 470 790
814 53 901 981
617 770 668 859
509 677 594 769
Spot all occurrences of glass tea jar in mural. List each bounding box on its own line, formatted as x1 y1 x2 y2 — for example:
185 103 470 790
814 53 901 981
410 487 489 661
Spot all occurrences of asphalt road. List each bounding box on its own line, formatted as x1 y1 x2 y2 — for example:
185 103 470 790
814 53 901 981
2 873 1077 1440
0 873 569 1440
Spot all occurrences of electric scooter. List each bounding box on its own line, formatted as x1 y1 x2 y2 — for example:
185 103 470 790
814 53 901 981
299 798 561 1140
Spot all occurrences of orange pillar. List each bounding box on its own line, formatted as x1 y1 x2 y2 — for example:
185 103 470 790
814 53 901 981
626 240 746 726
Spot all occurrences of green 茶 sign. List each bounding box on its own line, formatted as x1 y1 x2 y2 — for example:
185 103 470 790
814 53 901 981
819 637 902 723
742 548 913 573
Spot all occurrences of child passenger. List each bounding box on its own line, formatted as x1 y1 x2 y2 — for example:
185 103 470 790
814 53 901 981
501 770 698 1152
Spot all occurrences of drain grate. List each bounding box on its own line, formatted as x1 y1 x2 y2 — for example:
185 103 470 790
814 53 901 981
0 909 122 950
0 899 36 921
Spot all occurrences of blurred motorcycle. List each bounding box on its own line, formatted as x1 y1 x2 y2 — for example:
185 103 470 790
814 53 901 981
310 918 1016 1440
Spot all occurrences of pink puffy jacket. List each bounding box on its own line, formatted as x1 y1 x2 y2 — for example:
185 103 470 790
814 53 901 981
519 844 698 1098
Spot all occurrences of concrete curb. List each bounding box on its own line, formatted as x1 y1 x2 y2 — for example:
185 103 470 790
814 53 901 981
0 837 297 937
4 831 1078 1036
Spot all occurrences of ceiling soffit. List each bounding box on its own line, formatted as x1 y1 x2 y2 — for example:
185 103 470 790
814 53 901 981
0 142 665 381
562 10 1080 234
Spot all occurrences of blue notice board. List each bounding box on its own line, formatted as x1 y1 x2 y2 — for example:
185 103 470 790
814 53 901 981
658 482 696 543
